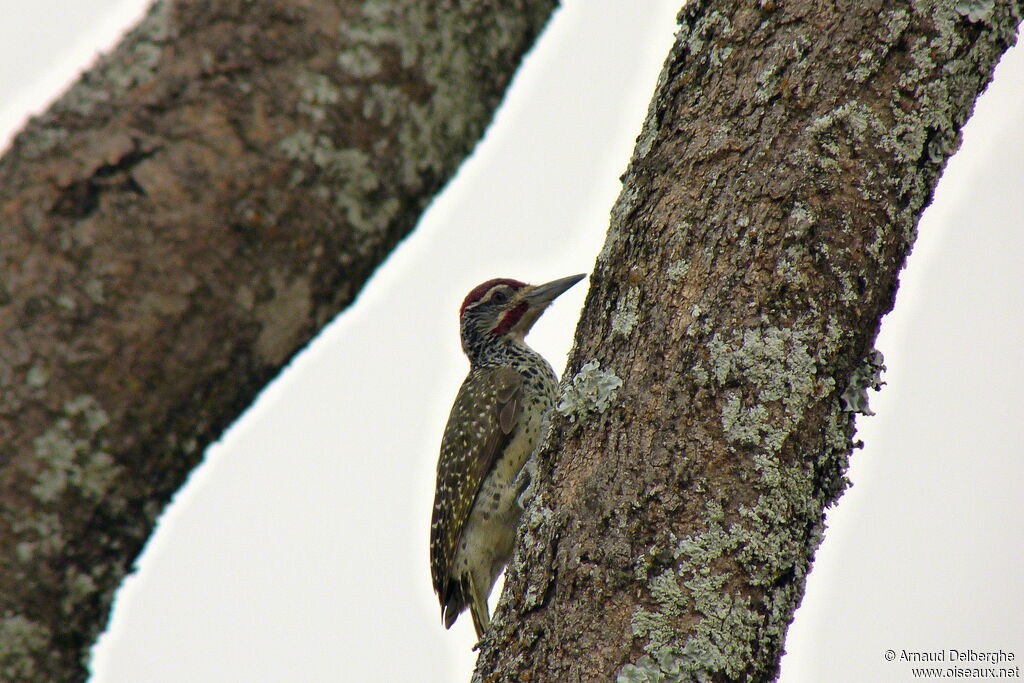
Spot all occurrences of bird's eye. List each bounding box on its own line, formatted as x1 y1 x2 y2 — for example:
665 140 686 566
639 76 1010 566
491 290 509 304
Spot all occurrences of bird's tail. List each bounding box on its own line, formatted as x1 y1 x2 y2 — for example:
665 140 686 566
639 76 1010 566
442 584 466 631
442 574 490 638
468 574 490 638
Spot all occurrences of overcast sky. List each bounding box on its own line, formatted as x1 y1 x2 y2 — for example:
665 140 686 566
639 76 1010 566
2 2 1022 682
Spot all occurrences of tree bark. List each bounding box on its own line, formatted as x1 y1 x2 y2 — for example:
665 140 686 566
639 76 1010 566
475 1 1021 681
0 0 556 679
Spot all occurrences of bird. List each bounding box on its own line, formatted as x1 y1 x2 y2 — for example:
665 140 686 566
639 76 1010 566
429 273 585 638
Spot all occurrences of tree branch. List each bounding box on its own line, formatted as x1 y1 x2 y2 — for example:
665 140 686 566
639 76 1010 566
0 0 556 679
475 0 1022 680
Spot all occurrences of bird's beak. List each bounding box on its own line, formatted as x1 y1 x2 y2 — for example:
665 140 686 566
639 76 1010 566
503 274 586 341
525 273 586 307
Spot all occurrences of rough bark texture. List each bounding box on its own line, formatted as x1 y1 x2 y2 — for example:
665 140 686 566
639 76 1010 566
475 1 1021 681
0 0 557 679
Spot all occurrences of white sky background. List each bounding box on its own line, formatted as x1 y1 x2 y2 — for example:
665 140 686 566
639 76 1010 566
1 2 1021 681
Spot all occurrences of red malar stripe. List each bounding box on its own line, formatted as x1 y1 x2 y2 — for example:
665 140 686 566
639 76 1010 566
491 302 528 336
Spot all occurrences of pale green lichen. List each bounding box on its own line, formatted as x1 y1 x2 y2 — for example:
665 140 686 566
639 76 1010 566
556 360 624 422
850 48 879 83
623 422 831 681
362 83 406 126
61 570 98 618
807 1 1005 252
848 7 909 83
954 0 995 24
74 451 120 500
807 100 884 142
337 44 383 78
840 349 886 415
15 0 169 159
620 317 853 679
611 287 641 337
57 0 167 118
706 325 834 453
517 501 557 610
624 501 765 681
277 128 397 233
0 616 51 680
684 305 714 341
666 259 690 281
788 201 814 227
25 364 48 388
754 63 782 104
684 10 733 65
295 72 341 123
721 393 775 449
735 448 822 589
12 512 64 563
775 245 810 287
30 395 120 504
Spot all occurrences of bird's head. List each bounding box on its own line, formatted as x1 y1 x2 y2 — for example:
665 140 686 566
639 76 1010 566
458 274 585 360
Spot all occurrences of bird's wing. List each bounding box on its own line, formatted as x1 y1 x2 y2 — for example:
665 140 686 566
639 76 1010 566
430 366 523 598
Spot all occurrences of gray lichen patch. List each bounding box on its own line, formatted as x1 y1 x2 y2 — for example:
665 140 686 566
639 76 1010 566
13 0 170 160
0 615 51 681
516 501 559 611
29 395 120 504
735 452 821 587
805 1 1006 252
954 0 995 23
25 364 49 388
840 349 886 415
49 1 168 118
787 201 815 228
12 512 64 564
332 0 553 200
618 331 857 680
61 570 98 618
704 325 834 453
683 9 734 67
556 360 624 423
775 245 811 288
295 72 341 123
666 259 690 282
623 445 825 681
337 44 384 78
721 393 775 449
623 501 762 682
807 100 884 143
611 287 641 337
281 75 400 235
278 131 375 187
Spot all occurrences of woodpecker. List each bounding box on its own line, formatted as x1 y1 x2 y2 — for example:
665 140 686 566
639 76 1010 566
430 273 585 637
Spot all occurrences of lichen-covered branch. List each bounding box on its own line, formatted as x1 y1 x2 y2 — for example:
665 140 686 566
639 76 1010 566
0 0 557 679
474 1 1022 680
